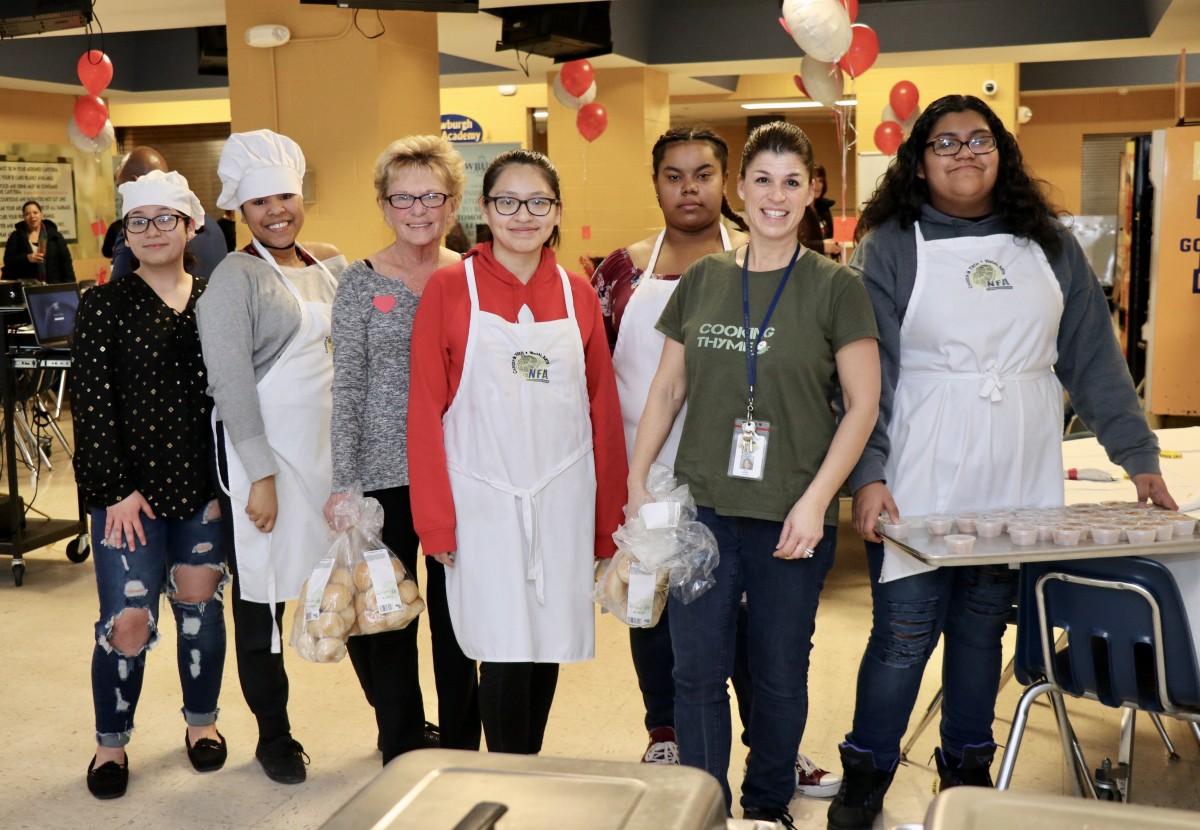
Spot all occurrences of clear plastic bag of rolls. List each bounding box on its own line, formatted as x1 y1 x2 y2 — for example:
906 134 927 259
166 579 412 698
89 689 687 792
289 488 425 663
592 548 670 628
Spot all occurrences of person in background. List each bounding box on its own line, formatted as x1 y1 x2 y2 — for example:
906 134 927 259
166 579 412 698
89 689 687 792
73 170 228 799
827 94 1178 830
324 135 480 763
798 165 841 259
443 220 470 255
217 209 238 253
198 130 345 785
626 122 880 827
3 200 75 283
408 149 626 755
593 124 845 801
110 147 228 280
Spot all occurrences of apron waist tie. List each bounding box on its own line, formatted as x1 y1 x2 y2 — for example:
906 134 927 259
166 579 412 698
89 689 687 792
448 441 593 605
900 366 1051 403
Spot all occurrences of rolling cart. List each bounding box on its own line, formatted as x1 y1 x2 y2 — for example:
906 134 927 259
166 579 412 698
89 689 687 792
0 319 88 586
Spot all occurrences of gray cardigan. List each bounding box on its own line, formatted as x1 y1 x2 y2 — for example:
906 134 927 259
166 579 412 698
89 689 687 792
847 204 1160 493
329 259 421 493
197 251 344 482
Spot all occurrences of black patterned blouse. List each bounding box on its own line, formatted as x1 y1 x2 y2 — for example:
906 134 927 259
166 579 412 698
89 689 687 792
71 275 217 518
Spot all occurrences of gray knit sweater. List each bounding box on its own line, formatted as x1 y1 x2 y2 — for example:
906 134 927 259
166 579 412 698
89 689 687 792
847 204 1160 493
197 251 344 482
329 258 421 493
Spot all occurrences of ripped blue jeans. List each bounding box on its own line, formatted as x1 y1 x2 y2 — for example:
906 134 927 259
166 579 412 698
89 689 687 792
90 500 228 748
846 541 1018 768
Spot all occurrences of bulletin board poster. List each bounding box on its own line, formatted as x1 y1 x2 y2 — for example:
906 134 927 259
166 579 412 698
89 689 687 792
0 159 78 242
457 143 520 244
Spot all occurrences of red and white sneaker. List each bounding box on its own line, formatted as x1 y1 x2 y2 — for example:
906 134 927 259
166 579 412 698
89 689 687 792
794 752 841 797
641 726 680 764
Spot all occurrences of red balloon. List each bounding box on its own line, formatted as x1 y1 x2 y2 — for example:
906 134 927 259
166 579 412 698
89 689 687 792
889 80 920 121
792 74 808 97
874 121 903 156
576 102 608 143
77 50 113 95
840 0 859 22
73 94 108 139
559 60 594 98
837 24 880 78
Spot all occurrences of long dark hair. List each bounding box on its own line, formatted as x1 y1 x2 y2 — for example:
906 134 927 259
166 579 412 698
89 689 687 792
651 127 748 233
481 148 561 248
856 95 1062 256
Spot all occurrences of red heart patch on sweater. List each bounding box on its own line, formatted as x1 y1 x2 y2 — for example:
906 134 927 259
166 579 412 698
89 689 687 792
373 295 396 313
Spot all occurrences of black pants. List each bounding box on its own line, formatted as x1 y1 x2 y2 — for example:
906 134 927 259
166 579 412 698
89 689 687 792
214 436 292 746
478 662 559 754
348 487 481 762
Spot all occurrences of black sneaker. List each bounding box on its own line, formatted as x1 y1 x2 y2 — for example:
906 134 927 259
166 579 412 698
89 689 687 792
87 752 129 799
186 730 228 772
933 743 996 793
742 806 797 829
827 743 896 830
422 721 442 748
255 736 309 784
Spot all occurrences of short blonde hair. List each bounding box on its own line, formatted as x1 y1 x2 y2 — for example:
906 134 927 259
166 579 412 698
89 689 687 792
373 135 467 210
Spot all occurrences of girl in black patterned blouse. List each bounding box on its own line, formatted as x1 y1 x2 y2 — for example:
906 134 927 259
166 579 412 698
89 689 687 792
72 170 229 800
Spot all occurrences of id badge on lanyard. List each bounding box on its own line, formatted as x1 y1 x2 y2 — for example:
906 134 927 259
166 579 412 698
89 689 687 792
726 243 800 481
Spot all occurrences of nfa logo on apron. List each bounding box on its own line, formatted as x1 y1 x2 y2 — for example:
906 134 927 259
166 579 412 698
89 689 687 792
964 259 1013 291
512 350 551 383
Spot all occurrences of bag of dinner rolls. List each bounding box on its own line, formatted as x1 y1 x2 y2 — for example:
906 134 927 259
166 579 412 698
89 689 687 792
289 488 425 663
593 548 670 627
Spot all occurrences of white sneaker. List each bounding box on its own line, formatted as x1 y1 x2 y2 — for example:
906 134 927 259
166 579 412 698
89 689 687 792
642 739 680 764
794 752 841 797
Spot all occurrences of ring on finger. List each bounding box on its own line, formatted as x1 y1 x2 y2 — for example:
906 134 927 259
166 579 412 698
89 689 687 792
802 547 816 557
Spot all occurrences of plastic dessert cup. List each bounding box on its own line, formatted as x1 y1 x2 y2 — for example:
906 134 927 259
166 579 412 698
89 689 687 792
1147 523 1175 542
975 518 1005 538
1173 517 1197 537
1125 527 1157 545
924 516 954 535
954 515 978 534
1034 522 1057 542
1007 525 1038 545
1053 528 1082 546
1089 526 1121 545
879 521 909 540
944 535 975 554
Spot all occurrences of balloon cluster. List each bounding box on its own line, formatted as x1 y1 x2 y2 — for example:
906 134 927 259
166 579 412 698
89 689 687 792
69 51 115 155
781 0 877 108
873 80 921 155
554 59 608 143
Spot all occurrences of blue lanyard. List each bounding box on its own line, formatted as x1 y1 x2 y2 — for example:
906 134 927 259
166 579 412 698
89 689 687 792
741 242 801 417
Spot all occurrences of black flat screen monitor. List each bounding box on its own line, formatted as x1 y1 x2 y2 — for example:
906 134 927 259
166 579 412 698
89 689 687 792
23 283 80 350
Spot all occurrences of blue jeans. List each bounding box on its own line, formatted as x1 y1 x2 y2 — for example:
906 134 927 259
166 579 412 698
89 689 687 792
846 541 1018 767
90 500 229 747
670 507 836 812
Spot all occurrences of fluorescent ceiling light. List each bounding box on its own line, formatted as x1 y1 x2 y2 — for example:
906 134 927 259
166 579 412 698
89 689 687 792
741 100 856 110
533 110 549 119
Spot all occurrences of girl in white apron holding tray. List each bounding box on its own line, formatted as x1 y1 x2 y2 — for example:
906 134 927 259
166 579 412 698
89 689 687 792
827 96 1178 830
198 130 345 785
408 149 626 755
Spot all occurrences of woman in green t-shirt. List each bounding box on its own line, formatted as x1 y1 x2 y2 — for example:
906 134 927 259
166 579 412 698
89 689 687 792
627 122 880 825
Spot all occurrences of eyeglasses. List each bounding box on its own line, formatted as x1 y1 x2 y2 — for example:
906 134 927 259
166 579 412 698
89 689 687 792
386 192 449 209
925 135 998 156
484 196 559 217
124 214 187 234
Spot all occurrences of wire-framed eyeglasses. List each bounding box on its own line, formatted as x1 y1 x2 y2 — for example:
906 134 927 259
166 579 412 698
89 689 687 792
925 135 998 156
483 196 559 217
124 214 187 233
386 192 449 209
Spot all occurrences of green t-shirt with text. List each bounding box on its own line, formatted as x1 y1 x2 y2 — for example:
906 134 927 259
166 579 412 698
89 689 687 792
657 248 878 524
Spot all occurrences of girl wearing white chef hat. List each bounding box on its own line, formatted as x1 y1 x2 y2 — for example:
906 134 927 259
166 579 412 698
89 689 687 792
197 129 346 785
74 169 231 798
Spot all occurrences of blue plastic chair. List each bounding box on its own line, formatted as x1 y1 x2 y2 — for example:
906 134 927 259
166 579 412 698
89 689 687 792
995 555 1200 801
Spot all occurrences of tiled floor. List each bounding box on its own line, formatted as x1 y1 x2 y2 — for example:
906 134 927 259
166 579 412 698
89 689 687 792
2 416 1199 829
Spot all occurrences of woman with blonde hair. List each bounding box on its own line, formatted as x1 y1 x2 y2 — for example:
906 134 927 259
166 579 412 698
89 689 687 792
324 135 480 760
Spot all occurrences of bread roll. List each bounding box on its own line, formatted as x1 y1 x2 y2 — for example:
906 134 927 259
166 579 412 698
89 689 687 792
391 556 407 580
338 605 356 629
328 568 355 590
616 554 632 583
353 590 368 615
320 582 352 612
398 578 420 605
307 610 347 639
353 561 373 592
314 637 347 663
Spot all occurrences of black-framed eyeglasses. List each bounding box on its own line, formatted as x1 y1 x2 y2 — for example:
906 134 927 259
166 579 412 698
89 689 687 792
925 135 998 156
483 196 559 217
386 192 449 209
124 214 187 234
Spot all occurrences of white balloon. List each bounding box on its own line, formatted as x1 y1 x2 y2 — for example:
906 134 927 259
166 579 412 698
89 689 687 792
67 116 115 155
800 55 844 108
552 75 596 110
783 0 853 63
881 103 920 135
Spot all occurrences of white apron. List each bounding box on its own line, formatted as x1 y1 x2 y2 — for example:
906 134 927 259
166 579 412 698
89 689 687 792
612 225 732 467
214 239 337 650
442 258 597 663
881 224 1065 581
